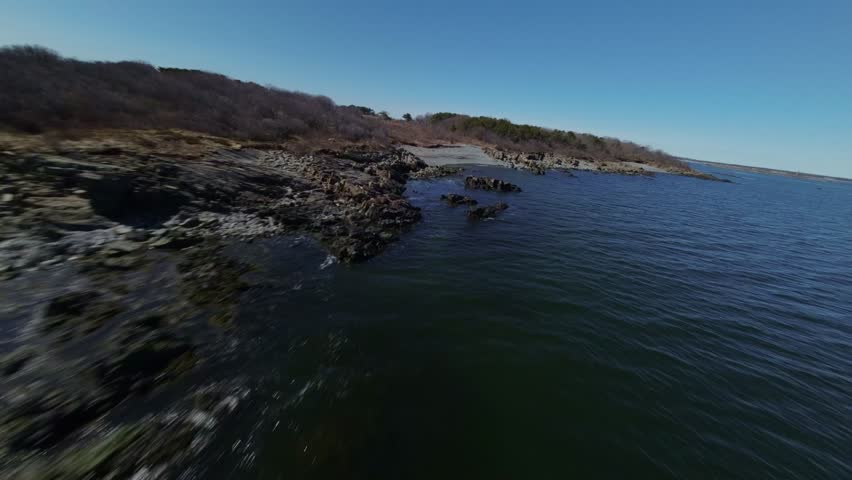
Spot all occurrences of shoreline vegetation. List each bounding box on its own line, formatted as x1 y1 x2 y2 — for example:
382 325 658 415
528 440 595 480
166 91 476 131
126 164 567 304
1 45 710 177
0 45 731 478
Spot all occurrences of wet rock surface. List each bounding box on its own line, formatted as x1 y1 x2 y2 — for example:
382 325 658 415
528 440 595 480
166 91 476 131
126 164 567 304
440 193 478 206
39 291 125 342
464 175 522 192
96 316 196 398
467 202 509 220
0 130 430 478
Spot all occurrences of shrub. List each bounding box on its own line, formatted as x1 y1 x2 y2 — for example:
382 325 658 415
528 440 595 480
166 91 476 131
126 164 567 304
0 45 686 169
0 45 383 142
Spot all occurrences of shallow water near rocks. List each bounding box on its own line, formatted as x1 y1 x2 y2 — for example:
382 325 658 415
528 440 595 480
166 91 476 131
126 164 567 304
196 164 852 479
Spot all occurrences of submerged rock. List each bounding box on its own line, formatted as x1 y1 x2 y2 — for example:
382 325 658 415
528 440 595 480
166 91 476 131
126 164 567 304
440 193 478 206
464 176 522 192
467 202 509 220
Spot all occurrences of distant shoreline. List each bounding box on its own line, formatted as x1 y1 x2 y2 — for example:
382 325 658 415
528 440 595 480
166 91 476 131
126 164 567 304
685 158 851 183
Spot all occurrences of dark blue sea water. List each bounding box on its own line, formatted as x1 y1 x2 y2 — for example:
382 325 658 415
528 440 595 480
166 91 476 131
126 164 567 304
201 165 852 479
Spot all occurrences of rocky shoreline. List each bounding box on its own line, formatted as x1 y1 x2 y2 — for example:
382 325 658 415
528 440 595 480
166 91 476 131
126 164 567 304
0 129 429 478
481 146 729 180
0 129 727 478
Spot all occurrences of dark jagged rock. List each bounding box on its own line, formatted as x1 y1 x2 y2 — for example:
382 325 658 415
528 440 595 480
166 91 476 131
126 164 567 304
464 176 522 192
441 193 478 206
467 202 509 220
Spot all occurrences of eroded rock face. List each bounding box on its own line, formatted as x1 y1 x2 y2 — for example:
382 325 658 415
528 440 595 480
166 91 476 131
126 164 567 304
467 202 509 220
441 193 478 206
464 176 522 192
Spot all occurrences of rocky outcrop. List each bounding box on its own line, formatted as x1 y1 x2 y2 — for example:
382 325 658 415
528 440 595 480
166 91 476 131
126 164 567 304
483 147 568 174
464 176 522 192
440 193 478 206
467 202 509 220
0 140 428 273
0 130 433 477
482 145 728 180
410 165 463 180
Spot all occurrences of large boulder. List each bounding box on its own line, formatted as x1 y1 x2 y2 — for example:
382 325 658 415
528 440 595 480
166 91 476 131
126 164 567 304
440 193 478 206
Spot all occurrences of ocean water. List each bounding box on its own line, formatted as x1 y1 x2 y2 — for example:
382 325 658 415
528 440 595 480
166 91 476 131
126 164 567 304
198 165 852 479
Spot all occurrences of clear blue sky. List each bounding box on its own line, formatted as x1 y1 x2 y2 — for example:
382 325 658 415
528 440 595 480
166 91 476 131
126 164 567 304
2 0 851 177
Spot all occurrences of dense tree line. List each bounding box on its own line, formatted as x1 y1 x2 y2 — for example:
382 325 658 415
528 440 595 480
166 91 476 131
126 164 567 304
0 46 385 141
0 45 684 168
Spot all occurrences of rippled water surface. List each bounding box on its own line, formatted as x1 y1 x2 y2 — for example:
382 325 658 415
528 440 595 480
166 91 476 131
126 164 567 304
200 165 852 479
